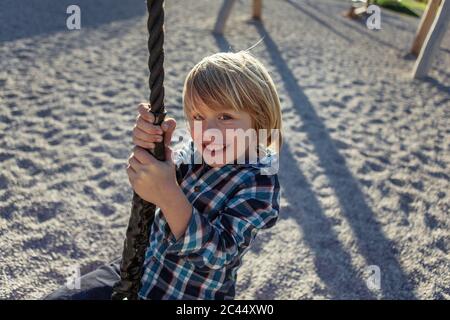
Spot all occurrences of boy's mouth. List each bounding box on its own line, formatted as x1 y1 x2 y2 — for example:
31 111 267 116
202 143 226 153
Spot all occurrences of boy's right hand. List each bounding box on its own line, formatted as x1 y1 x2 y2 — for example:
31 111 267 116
133 103 177 151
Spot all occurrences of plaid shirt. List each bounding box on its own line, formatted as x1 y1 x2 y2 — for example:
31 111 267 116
138 139 280 300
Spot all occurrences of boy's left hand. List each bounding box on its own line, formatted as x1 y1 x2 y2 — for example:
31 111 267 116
126 145 177 207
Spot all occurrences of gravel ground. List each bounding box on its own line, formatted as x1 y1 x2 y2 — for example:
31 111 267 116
0 0 449 299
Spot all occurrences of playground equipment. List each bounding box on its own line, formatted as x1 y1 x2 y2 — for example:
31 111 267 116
111 0 167 300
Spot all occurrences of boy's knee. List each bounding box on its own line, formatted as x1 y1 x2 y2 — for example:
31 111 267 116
42 258 122 300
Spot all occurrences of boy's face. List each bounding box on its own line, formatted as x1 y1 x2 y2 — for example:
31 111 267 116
188 102 255 167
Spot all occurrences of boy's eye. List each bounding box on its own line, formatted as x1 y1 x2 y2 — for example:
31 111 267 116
192 114 204 121
218 114 233 121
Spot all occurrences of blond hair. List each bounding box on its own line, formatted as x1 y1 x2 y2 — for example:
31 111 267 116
182 51 282 150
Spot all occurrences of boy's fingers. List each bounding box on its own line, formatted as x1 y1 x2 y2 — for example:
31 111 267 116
126 166 136 183
132 136 156 150
133 146 155 164
136 117 163 135
133 126 150 141
133 125 162 142
165 146 174 163
128 156 141 171
138 103 155 123
161 118 177 146
161 118 176 132
137 102 150 112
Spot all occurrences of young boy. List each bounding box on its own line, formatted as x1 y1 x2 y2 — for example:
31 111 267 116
44 51 282 300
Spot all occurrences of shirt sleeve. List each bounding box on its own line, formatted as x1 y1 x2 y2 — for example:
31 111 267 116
165 173 280 271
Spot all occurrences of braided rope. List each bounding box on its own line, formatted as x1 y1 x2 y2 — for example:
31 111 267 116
111 0 165 300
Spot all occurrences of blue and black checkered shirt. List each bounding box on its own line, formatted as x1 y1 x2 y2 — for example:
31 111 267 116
138 140 280 299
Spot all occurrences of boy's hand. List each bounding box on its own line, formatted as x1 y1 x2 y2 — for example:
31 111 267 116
128 103 179 206
127 145 178 207
133 103 177 151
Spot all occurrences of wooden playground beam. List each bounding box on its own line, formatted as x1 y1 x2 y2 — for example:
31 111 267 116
253 0 262 20
410 0 442 57
412 0 450 79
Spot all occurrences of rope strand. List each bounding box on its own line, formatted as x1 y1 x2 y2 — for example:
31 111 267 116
111 0 165 300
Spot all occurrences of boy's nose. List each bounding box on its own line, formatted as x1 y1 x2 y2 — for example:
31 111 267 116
202 121 220 140
203 119 218 131
202 124 223 145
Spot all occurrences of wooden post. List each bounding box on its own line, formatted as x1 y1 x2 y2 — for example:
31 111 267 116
252 0 262 20
344 0 371 19
410 0 442 56
214 0 237 34
412 0 450 79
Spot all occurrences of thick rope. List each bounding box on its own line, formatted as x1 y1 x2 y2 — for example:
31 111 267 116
111 0 165 300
